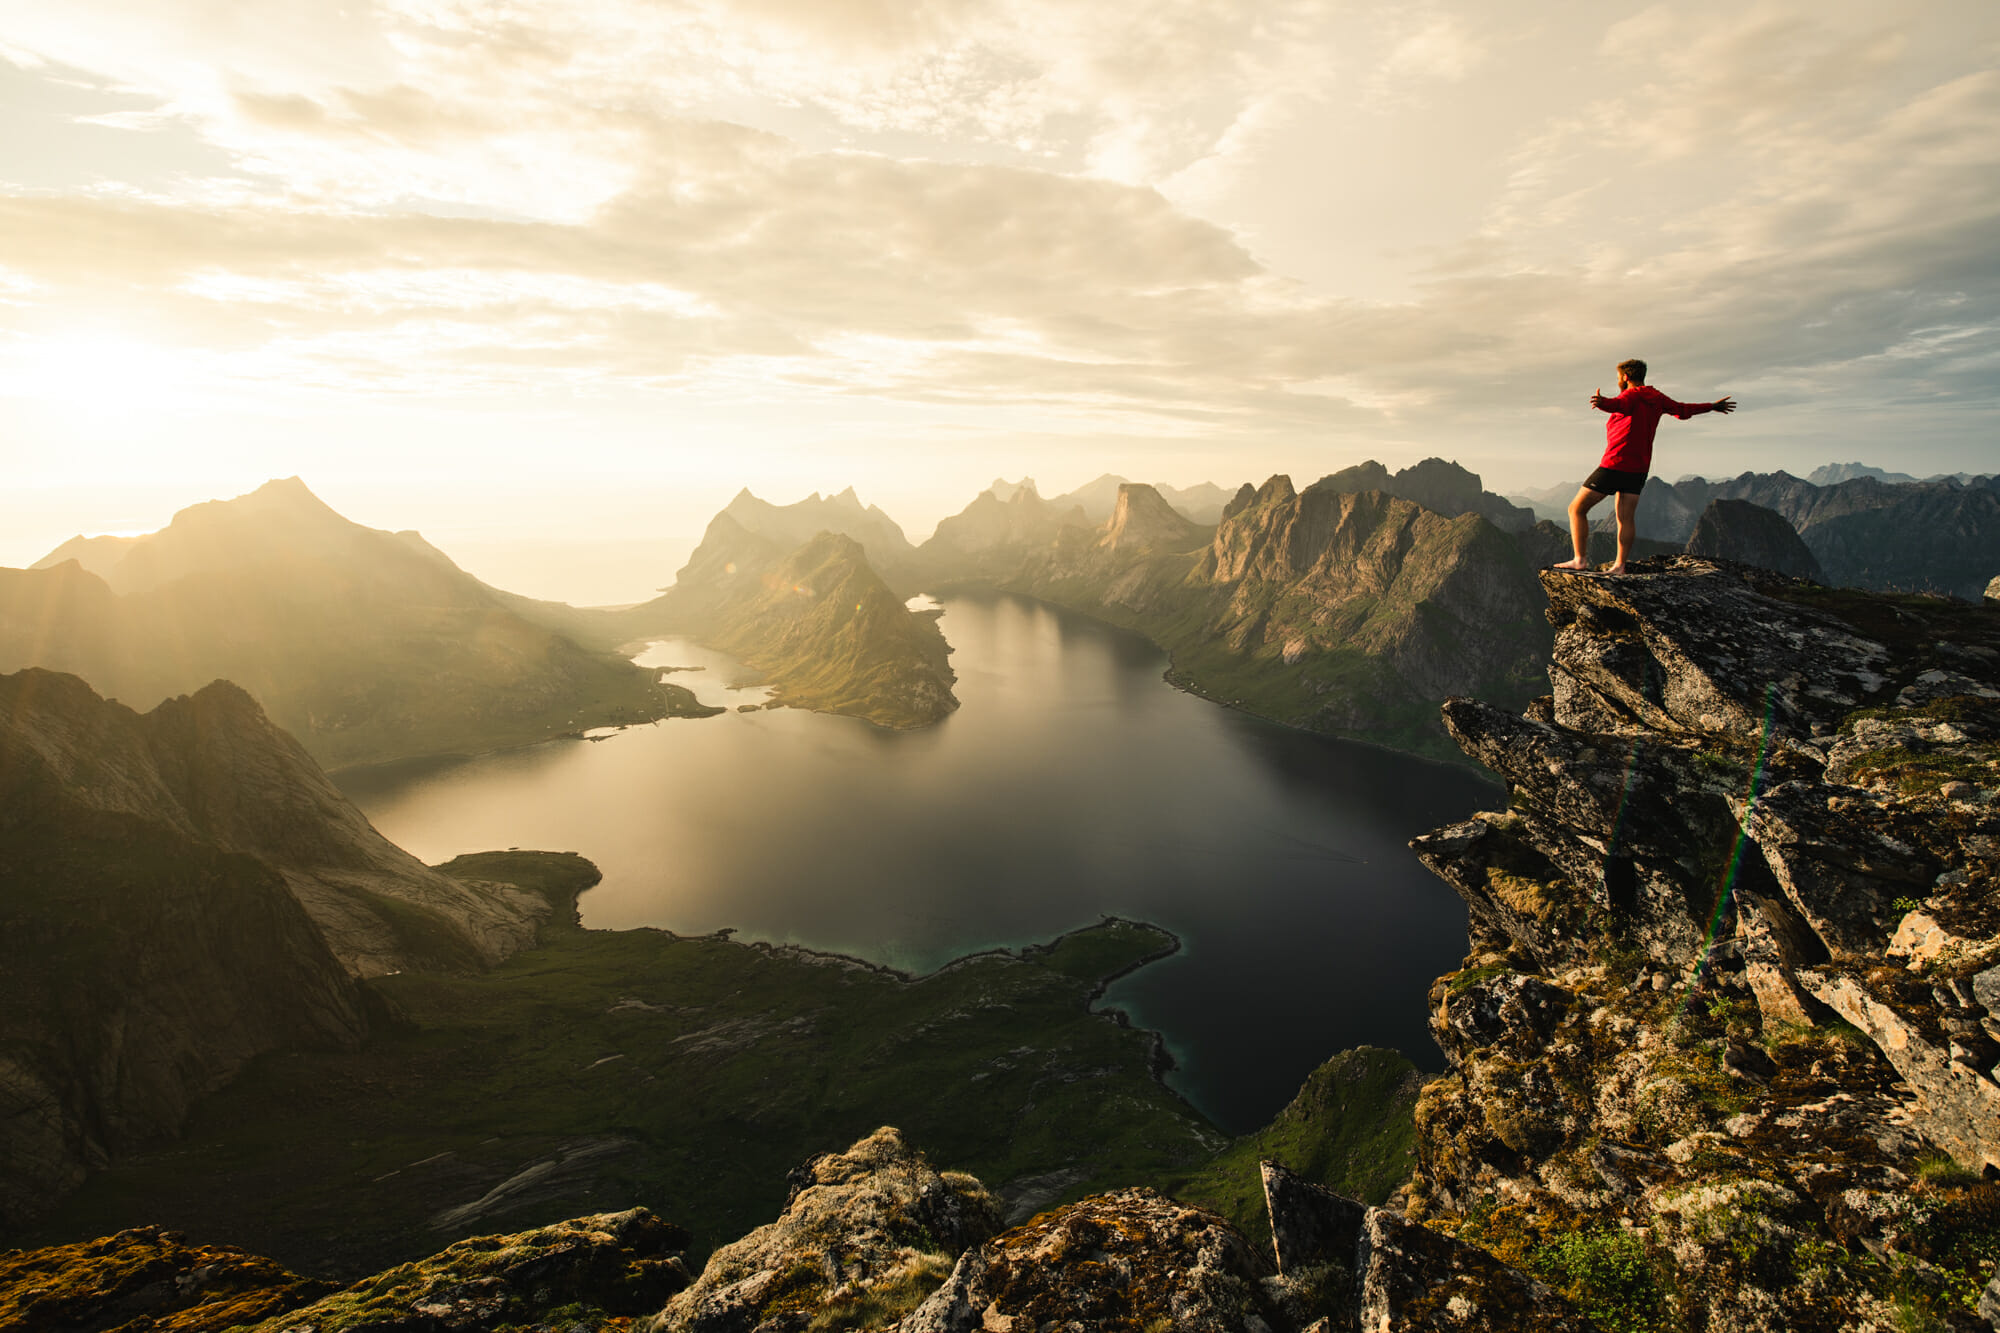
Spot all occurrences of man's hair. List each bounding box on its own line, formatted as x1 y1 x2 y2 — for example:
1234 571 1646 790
1617 358 1648 383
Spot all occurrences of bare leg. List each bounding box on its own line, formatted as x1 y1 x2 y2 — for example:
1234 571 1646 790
1553 487 1605 570
1604 491 1641 574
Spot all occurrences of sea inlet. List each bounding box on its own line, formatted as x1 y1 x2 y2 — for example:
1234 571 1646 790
338 591 1500 1133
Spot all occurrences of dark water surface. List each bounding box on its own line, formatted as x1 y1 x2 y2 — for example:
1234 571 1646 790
338 592 1498 1132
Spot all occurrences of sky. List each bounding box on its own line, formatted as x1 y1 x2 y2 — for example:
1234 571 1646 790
2 1 1996 603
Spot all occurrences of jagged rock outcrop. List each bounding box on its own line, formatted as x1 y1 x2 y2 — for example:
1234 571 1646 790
247 1208 691 1332
1408 555 2000 1331
2 477 693 769
1684 499 1824 580
900 1187 1283 1333
642 1127 997 1333
23 1125 1616 1333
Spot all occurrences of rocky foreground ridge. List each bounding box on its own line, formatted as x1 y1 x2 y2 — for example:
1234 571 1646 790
4 1127 1608 1333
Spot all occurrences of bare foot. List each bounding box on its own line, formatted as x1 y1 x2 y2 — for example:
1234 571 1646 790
1549 558 1591 571
1602 563 1628 575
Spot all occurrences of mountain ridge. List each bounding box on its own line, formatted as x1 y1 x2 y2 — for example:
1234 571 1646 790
2 479 705 770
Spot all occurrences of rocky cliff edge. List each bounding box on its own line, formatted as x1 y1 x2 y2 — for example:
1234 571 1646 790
1408 556 2000 1331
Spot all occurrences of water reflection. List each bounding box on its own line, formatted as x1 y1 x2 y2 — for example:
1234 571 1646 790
339 591 1498 1132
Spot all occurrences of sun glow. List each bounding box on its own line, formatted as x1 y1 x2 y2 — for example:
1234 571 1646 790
2 334 197 412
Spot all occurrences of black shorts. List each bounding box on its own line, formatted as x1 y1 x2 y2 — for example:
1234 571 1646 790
1583 466 1648 495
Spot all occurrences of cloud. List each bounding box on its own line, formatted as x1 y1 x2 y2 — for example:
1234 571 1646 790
1 0 1997 485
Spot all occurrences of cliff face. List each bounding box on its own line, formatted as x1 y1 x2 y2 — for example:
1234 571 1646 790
1406 557 2000 1331
1101 481 1205 554
1045 474 1233 525
1195 475 1549 702
3 478 688 769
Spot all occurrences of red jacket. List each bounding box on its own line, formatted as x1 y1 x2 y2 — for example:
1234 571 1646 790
1596 385 1717 473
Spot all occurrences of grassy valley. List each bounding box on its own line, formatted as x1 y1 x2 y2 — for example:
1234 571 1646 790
19 852 1230 1277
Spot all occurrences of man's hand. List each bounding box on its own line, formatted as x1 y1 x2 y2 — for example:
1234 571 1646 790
1590 387 1610 409
1714 395 1737 414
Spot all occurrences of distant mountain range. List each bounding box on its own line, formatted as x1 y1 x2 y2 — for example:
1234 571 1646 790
881 459 1552 758
1024 474 1238 525
5 479 710 770
1509 466 1999 598
15 455 1991 773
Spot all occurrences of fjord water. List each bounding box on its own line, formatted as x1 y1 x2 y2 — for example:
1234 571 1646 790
339 592 1497 1133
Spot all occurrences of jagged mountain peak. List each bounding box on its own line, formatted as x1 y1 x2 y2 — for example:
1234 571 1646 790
170 475 347 529
1220 482 1257 521
1255 474 1296 505
987 476 1037 502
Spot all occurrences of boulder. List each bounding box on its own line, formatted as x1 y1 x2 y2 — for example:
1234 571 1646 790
645 1127 997 1333
897 1187 1280 1333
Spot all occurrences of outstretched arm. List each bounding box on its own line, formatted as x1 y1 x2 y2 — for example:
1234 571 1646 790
1670 393 1737 419
1590 387 1628 414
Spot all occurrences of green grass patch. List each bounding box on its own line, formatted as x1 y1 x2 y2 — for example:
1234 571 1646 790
1155 1047 1425 1249
1531 1227 1671 1333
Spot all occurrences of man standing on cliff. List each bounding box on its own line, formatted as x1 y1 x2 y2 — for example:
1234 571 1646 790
1553 359 1735 575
